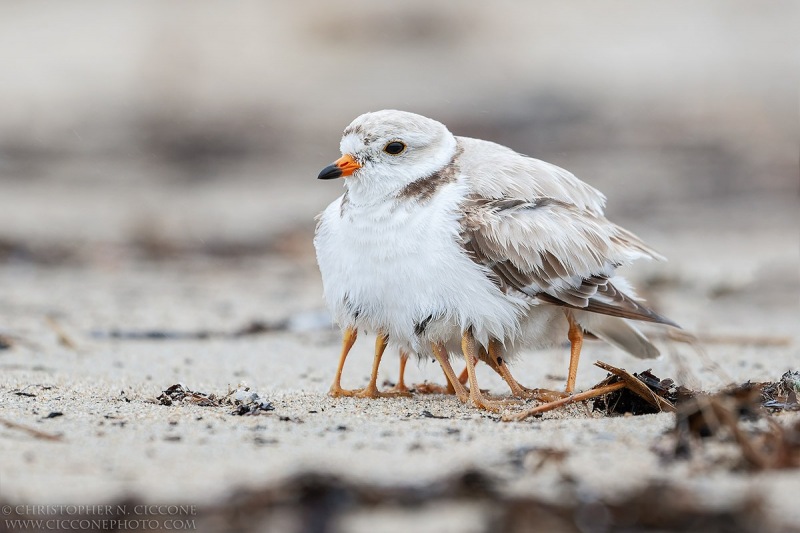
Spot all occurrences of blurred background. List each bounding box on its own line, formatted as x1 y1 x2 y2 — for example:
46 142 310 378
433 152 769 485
0 1 796 263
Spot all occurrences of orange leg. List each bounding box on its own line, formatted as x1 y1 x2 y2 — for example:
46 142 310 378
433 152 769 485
486 339 565 402
384 349 413 396
565 311 584 394
415 351 474 396
353 334 410 398
457 364 471 386
461 331 515 412
430 342 469 403
328 326 359 397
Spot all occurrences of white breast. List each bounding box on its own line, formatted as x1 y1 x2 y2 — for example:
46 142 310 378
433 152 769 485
314 181 529 352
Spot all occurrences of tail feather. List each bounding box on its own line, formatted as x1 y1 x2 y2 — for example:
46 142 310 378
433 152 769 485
578 312 660 359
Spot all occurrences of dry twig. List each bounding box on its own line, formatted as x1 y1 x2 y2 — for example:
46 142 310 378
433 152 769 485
0 416 63 441
45 315 78 350
502 382 626 422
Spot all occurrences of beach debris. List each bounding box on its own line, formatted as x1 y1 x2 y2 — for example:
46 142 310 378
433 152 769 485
592 365 694 416
760 370 799 412
504 361 685 422
503 381 626 422
674 376 800 470
0 467 766 531
0 417 63 441
420 409 449 419
156 383 274 415
593 361 681 413
225 384 275 416
157 383 221 407
45 315 78 350
178 471 762 533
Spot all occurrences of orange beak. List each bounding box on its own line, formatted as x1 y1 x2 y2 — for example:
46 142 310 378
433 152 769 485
318 154 362 180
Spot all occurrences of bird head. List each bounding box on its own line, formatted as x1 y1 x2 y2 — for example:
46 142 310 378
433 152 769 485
318 110 458 199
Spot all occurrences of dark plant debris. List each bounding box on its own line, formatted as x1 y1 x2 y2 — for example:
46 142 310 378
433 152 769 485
0 470 769 533
157 383 274 415
533 364 800 471
760 370 799 412
507 361 687 422
420 410 449 419
589 365 799 417
157 384 221 407
673 374 800 470
592 366 693 416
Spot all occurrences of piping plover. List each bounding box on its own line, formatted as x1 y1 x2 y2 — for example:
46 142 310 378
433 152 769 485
314 110 677 410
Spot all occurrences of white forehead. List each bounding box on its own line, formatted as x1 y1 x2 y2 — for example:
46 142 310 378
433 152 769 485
339 109 448 154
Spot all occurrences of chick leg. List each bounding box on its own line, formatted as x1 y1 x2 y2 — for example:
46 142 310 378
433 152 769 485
328 326 359 397
384 349 413 396
461 330 512 412
415 355 475 395
430 342 469 403
485 339 566 402
354 334 409 398
455 364 471 388
565 311 584 394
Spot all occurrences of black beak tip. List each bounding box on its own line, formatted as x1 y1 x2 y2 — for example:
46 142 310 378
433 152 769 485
317 164 343 180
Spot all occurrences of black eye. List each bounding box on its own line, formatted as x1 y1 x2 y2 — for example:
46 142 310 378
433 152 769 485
383 141 406 155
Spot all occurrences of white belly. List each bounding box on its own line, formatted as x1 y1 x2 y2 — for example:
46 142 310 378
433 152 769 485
315 183 528 352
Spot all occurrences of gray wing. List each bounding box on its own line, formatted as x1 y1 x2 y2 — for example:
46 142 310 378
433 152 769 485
461 197 677 327
456 136 608 215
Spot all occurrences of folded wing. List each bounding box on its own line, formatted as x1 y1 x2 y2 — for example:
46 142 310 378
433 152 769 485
461 196 677 327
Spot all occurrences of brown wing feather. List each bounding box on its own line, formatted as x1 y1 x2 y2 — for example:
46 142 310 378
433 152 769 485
460 196 677 326
537 285 679 327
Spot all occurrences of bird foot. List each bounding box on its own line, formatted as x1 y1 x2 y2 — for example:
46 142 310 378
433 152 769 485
469 396 507 413
328 383 361 398
329 380 409 399
414 382 453 395
352 384 410 399
515 387 570 403
469 391 519 412
381 382 413 397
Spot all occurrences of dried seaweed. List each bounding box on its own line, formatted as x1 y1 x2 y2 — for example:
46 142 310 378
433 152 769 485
760 370 800 412
156 383 274 415
157 384 221 407
674 380 800 470
593 366 694 416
